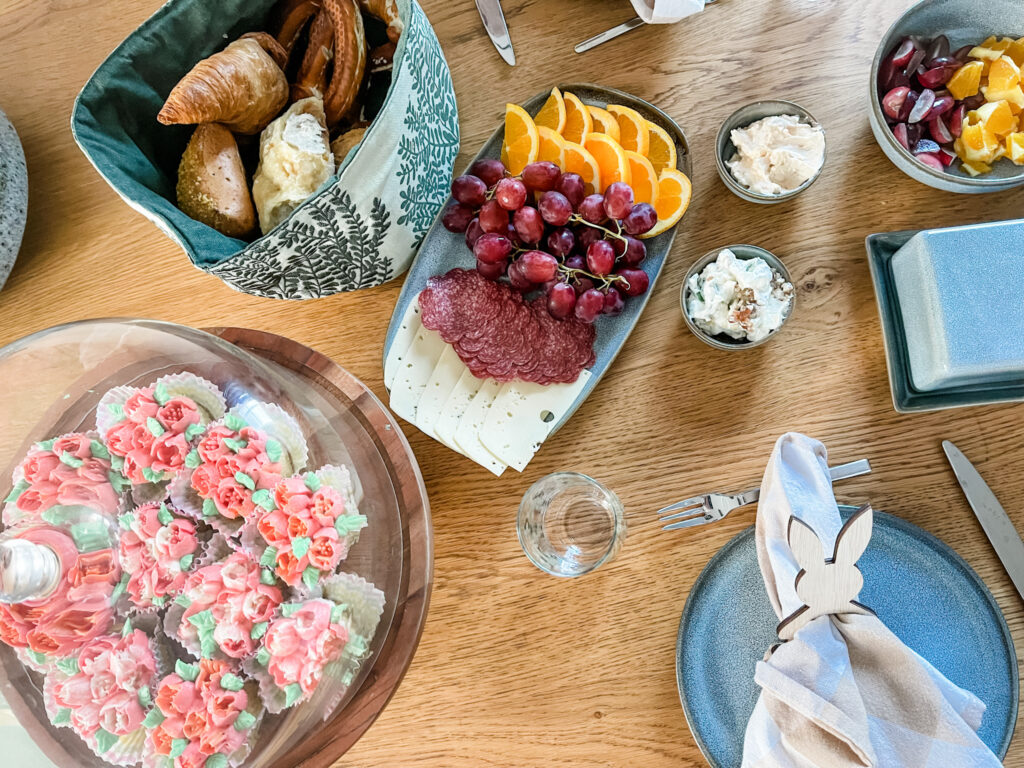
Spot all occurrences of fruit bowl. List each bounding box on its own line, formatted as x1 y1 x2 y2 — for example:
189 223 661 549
0 319 431 768
869 0 1024 193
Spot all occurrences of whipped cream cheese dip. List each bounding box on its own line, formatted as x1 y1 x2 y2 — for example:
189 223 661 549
727 114 825 196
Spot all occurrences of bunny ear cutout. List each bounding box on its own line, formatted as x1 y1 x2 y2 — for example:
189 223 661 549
787 516 825 573
833 505 873 569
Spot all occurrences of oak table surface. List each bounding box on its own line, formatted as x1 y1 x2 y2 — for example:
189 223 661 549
1 0 1023 765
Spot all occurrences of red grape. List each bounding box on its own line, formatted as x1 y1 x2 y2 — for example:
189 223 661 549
616 268 649 297
578 194 607 223
892 122 911 150
575 226 603 253
882 86 911 121
507 261 535 292
602 287 626 316
465 217 483 249
603 182 634 219
908 89 935 124
521 161 560 192
495 177 528 211
948 104 966 137
555 173 585 208
473 232 512 264
574 276 595 296
564 255 586 272
620 236 646 267
623 203 657 236
468 159 505 187
506 222 523 248
575 289 605 323
915 152 945 171
513 206 544 244
546 227 575 257
586 240 615 276
476 258 507 280
547 282 577 319
927 116 953 144
891 38 916 68
538 191 572 226
518 250 558 283
479 200 509 234
442 202 475 233
898 89 919 122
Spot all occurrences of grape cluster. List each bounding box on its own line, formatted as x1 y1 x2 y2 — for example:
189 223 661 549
441 159 656 324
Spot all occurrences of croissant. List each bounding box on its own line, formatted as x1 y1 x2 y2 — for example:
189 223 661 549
323 0 367 127
176 124 256 238
358 0 402 42
158 37 288 135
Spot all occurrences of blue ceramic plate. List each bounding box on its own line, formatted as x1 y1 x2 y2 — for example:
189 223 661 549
676 507 1018 767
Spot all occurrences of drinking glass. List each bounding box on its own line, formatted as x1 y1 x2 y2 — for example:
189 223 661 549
517 472 625 577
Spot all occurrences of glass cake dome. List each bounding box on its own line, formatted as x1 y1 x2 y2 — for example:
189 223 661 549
0 319 432 768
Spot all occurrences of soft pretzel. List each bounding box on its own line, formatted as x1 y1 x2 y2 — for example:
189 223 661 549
358 0 402 42
323 0 367 127
291 9 335 101
272 0 322 56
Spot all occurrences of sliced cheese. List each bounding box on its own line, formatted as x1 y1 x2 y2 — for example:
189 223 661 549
415 345 467 443
435 368 485 449
388 325 446 425
480 371 591 471
383 297 422 390
453 378 507 476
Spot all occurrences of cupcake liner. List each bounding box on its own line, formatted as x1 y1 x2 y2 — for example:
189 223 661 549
320 572 386 639
154 372 226 424
96 384 138 438
16 646 55 674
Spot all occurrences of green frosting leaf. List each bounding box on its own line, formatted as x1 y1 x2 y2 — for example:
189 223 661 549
175 660 199 682
256 646 271 666
260 569 277 586
303 472 321 491
108 470 130 494
142 466 162 484
37 438 56 452
346 634 368 658
179 554 194 571
118 513 134 530
265 439 283 463
122 618 133 637
205 754 228 768
111 573 129 602
259 547 278 568
157 503 173 526
302 566 320 592
284 683 304 707
60 451 84 468
234 472 255 491
108 453 124 471
142 708 165 728
170 738 189 759
202 497 218 517
175 594 192 608
223 437 247 454
70 519 110 552
233 710 257 731
89 439 110 460
95 728 119 753
330 604 346 625
250 621 268 640
220 673 244 692
29 650 47 665
52 707 72 725
188 609 216 631
335 514 368 536
185 448 201 469
4 479 29 504
107 403 125 421
151 595 166 607
291 536 311 559
280 603 301 618
198 628 218 658
185 422 205 441
251 489 275 511
137 686 152 708
224 413 245 432
154 382 170 406
55 657 79 676
146 417 165 437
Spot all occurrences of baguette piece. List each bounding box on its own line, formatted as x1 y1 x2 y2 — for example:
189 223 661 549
176 124 256 238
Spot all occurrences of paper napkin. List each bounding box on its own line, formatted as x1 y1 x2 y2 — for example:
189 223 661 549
629 0 705 24
742 432 1003 768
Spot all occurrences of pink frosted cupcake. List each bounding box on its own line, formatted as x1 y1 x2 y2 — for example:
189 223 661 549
118 502 200 611
44 626 160 765
165 552 282 662
3 432 123 527
144 658 261 768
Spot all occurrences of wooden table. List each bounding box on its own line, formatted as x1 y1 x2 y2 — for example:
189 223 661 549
1 0 1023 765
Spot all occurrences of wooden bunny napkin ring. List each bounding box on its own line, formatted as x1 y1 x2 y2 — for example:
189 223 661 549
775 504 876 643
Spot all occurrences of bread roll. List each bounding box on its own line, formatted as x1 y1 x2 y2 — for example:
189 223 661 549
176 124 256 239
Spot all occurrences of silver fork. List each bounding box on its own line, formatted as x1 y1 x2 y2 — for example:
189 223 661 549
657 459 872 530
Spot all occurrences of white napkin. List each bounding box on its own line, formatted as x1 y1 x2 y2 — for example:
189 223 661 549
741 432 1003 768
629 0 705 24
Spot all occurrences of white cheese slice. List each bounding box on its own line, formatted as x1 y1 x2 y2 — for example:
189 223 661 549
453 378 507 476
480 371 592 472
383 297 422 390
435 368 484 450
415 345 467 443
388 325 446 425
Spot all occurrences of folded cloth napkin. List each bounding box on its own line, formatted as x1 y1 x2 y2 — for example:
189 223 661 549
629 0 704 24
741 432 1003 768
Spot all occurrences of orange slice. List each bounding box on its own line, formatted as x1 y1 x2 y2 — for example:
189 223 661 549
501 103 540 175
948 61 984 100
561 92 593 144
644 120 677 175
640 168 691 239
624 150 659 206
587 105 621 143
989 55 1021 91
536 125 567 168
562 141 601 196
583 133 631 190
534 87 566 134
975 100 1016 136
607 104 650 156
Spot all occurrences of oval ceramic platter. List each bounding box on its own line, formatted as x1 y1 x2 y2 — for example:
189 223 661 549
676 507 1018 767
382 83 691 476
0 106 27 291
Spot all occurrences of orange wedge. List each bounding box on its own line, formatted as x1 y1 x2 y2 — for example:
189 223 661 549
641 169 691 239
501 103 540 175
584 133 631 190
625 150 659 206
607 104 650 156
587 105 621 143
536 125 567 168
563 141 602 196
645 120 677 175
561 92 593 144
534 87 566 134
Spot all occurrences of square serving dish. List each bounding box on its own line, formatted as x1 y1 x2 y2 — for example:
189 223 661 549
866 219 1024 412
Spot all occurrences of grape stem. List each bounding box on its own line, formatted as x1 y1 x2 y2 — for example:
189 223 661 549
557 264 628 291
569 214 628 244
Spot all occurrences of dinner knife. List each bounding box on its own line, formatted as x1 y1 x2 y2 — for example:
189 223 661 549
943 440 1024 600
475 0 515 66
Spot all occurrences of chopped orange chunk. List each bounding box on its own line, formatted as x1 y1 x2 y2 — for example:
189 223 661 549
989 55 1021 91
975 100 1016 136
982 84 1024 110
1007 38 1024 67
962 159 993 176
959 123 1001 164
948 61 984 100
1006 132 1024 164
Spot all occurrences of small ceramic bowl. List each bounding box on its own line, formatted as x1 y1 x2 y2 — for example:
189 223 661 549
680 245 795 351
716 100 826 204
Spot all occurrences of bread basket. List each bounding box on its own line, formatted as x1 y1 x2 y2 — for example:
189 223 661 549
71 0 459 300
